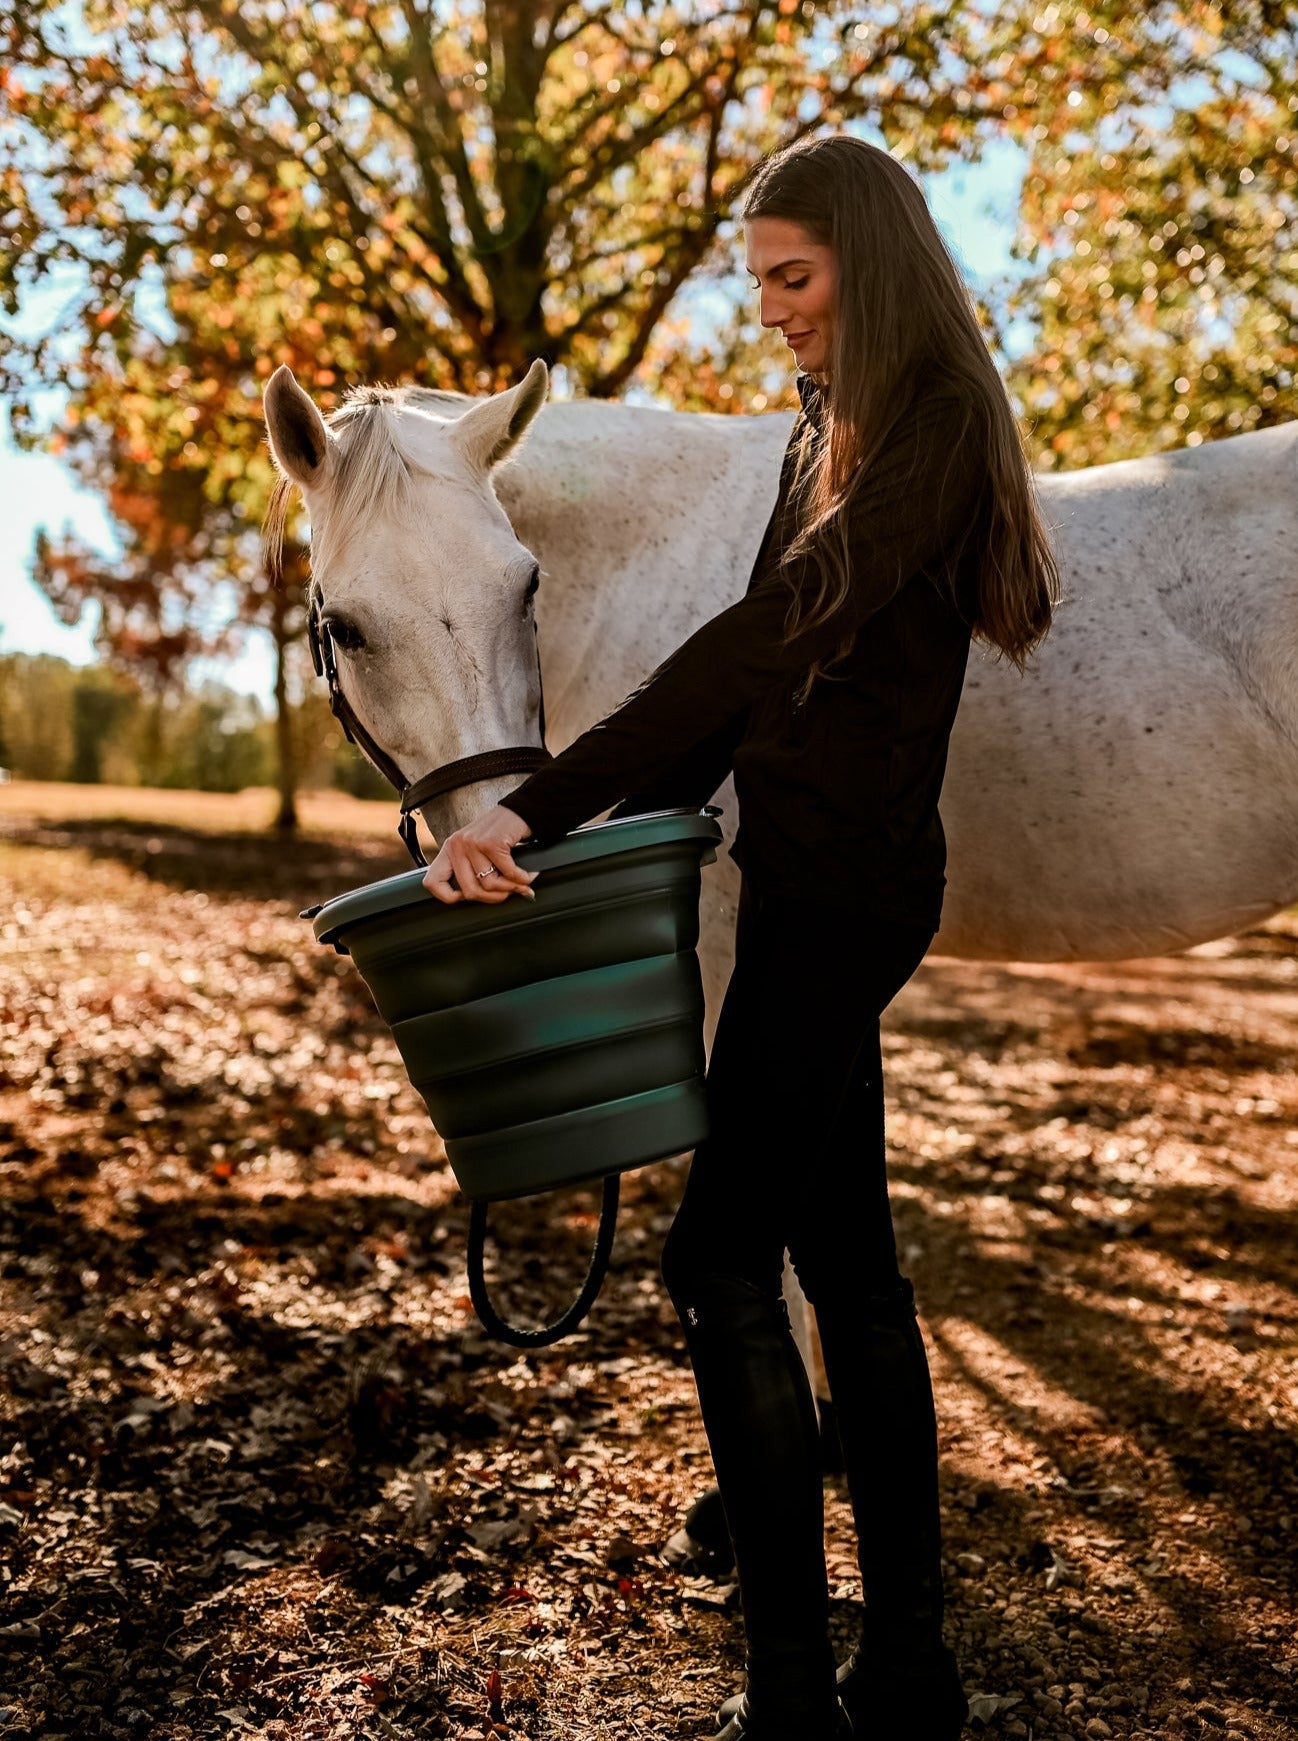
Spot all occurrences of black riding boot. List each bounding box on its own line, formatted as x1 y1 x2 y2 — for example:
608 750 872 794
664 1268 844 1734
714 1276 968 1739
817 1274 968 1738
664 1391 845 1580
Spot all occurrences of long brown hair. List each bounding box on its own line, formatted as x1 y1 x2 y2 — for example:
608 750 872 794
741 133 1060 703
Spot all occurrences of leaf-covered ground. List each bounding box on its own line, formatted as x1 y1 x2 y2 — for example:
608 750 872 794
1 813 1295 1740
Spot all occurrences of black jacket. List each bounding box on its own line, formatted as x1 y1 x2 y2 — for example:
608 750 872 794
502 371 992 927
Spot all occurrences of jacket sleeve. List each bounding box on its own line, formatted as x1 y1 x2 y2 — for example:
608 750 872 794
502 389 986 841
605 703 750 820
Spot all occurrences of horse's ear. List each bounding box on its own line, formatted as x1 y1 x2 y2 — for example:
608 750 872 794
264 365 334 492
449 357 549 474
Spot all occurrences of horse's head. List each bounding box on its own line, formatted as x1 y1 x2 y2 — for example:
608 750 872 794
262 359 550 843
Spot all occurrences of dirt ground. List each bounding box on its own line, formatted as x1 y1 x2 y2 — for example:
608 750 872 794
0 803 1294 1741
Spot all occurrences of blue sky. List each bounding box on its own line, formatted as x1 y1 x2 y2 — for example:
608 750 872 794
0 139 1030 702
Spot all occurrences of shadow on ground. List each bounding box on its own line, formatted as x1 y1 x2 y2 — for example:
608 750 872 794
0 814 413 903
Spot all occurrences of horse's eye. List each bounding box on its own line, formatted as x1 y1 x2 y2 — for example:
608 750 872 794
524 563 540 604
324 613 367 653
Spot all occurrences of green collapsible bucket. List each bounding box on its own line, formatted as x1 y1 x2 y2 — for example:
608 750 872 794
307 806 724 1346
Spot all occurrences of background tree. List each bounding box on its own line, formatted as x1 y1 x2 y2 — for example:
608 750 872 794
2 2 1295 809
0 650 385 794
0 654 79 780
68 666 137 785
1003 79 1297 465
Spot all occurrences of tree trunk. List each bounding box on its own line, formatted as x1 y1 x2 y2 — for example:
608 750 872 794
272 594 298 834
140 691 165 788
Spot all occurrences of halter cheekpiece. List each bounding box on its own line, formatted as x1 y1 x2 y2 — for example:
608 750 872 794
307 581 552 866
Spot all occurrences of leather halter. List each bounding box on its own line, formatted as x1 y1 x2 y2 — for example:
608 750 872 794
307 582 553 867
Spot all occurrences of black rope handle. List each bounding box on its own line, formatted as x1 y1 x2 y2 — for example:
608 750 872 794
466 1175 620 1348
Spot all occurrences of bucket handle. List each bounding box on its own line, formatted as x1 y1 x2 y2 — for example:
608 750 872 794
466 1175 620 1348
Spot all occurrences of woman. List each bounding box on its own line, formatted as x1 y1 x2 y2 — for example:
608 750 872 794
423 133 1059 1739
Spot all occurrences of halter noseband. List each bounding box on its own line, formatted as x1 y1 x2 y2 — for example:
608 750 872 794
307 582 552 867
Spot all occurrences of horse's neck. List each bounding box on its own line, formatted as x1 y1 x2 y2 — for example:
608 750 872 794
493 401 793 744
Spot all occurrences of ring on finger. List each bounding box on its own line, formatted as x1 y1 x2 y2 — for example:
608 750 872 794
475 863 499 880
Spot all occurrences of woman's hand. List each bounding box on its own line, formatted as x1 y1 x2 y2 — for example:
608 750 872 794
422 805 538 905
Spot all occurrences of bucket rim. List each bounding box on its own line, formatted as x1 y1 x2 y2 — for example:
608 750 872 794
306 804 723 944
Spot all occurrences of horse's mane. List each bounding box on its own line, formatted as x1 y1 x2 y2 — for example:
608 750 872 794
263 383 475 586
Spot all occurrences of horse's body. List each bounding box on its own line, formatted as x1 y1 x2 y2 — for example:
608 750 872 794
464 386 1298 1017
264 364 1298 1028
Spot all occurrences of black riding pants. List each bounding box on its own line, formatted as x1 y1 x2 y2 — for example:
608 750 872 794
660 875 944 1716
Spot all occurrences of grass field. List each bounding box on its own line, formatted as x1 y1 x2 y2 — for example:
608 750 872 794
0 778 399 837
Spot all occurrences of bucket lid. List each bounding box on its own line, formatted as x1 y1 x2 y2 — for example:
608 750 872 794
307 804 724 947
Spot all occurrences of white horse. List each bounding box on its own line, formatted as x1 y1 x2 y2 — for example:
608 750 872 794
264 357 1298 1560
264 357 1298 1010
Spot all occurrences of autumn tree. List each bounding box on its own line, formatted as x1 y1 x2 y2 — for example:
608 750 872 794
2 0 1295 821
3 0 1004 826
1002 65 1297 465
